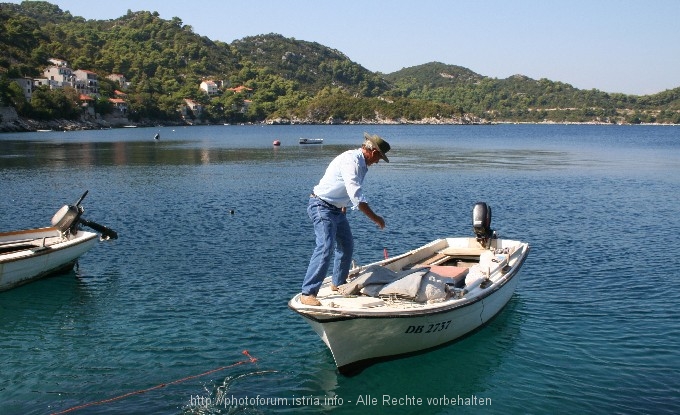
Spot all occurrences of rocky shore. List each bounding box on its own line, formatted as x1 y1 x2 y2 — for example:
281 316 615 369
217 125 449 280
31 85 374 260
0 110 488 133
0 106 171 133
2 106 674 132
0 116 118 132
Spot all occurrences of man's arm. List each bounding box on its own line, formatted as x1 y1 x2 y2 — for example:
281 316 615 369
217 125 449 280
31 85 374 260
358 202 385 229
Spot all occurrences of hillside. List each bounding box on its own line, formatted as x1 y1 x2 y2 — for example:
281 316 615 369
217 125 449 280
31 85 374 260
231 34 389 97
1 1 679 128
385 62 680 123
385 62 484 88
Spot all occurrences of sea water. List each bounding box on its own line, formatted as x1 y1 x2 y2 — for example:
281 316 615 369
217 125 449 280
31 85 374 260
1 124 679 414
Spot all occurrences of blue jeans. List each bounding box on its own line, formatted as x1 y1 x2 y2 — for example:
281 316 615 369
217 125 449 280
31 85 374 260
301 197 354 296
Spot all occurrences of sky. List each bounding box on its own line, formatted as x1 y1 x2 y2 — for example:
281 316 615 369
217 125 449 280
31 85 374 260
9 0 680 95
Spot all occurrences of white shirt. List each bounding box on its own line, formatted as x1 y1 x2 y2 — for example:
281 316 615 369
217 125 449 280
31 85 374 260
313 149 367 209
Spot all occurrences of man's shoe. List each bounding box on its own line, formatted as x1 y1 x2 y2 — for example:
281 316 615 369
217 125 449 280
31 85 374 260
331 284 339 292
300 294 321 306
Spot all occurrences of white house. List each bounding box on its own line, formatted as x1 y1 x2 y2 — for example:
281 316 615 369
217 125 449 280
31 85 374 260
43 65 75 88
200 80 219 96
73 69 99 96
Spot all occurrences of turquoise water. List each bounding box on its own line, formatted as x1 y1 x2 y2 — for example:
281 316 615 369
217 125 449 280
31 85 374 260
1 124 679 414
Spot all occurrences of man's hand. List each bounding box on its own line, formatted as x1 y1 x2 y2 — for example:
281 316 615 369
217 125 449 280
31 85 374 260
358 202 385 229
373 215 385 229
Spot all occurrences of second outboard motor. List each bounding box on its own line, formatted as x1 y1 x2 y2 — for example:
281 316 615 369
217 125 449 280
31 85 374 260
472 202 494 247
50 190 118 240
51 191 88 235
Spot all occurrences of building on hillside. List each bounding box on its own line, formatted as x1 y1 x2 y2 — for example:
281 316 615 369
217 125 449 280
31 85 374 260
108 74 130 89
108 98 128 114
74 69 99 96
32 78 51 89
43 65 75 88
79 94 95 116
10 77 34 102
226 85 253 98
200 80 219 96
12 76 62 102
180 99 203 123
48 58 69 67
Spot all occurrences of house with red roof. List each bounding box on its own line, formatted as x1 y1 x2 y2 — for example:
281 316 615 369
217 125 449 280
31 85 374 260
226 85 253 97
109 98 128 114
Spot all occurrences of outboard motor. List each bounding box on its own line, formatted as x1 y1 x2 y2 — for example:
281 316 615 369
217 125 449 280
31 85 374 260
472 202 494 247
51 191 118 240
51 191 87 235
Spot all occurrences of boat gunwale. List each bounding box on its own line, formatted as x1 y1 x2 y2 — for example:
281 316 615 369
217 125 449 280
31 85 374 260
0 231 99 264
289 242 530 323
0 226 61 239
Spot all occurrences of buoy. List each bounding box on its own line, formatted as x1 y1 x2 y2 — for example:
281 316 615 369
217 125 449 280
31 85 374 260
273 140 281 146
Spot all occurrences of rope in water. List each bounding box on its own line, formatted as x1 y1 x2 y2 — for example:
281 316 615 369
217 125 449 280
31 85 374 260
50 350 258 415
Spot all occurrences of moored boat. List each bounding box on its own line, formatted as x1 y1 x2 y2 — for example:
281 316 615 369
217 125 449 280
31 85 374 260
299 138 323 145
0 191 117 292
289 202 530 374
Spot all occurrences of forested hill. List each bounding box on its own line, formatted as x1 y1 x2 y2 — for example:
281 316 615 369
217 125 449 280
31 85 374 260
1 0 679 127
385 62 680 123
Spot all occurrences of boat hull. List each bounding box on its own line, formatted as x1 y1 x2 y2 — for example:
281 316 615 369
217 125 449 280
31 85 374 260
0 228 98 291
299 138 323 144
289 236 529 373
304 267 519 373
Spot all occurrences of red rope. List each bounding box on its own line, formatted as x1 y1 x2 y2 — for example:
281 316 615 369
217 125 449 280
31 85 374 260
51 350 258 415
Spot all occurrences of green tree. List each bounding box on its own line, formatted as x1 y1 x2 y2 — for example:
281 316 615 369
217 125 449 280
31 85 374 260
30 86 80 120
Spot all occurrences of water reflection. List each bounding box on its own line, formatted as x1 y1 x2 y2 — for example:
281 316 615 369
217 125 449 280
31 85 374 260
0 140 275 168
0 139 576 171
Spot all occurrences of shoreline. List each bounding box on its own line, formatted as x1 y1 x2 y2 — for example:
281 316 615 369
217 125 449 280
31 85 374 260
1 110 677 133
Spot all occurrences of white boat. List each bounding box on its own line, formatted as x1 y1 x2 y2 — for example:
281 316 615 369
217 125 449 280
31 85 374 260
299 138 323 145
289 202 530 374
0 191 117 292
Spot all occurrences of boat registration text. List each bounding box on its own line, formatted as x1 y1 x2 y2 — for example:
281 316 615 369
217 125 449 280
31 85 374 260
405 320 451 334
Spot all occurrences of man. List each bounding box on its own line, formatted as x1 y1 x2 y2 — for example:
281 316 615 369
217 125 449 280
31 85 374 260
300 132 391 306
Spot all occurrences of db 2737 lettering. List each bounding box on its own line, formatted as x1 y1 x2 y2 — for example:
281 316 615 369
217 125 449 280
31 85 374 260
405 320 451 334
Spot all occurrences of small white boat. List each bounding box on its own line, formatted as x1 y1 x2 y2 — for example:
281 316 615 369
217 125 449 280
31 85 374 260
0 191 117 292
299 138 323 145
289 203 530 374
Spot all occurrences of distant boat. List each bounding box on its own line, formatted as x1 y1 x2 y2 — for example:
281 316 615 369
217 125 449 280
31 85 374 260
299 138 323 145
154 133 160 140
